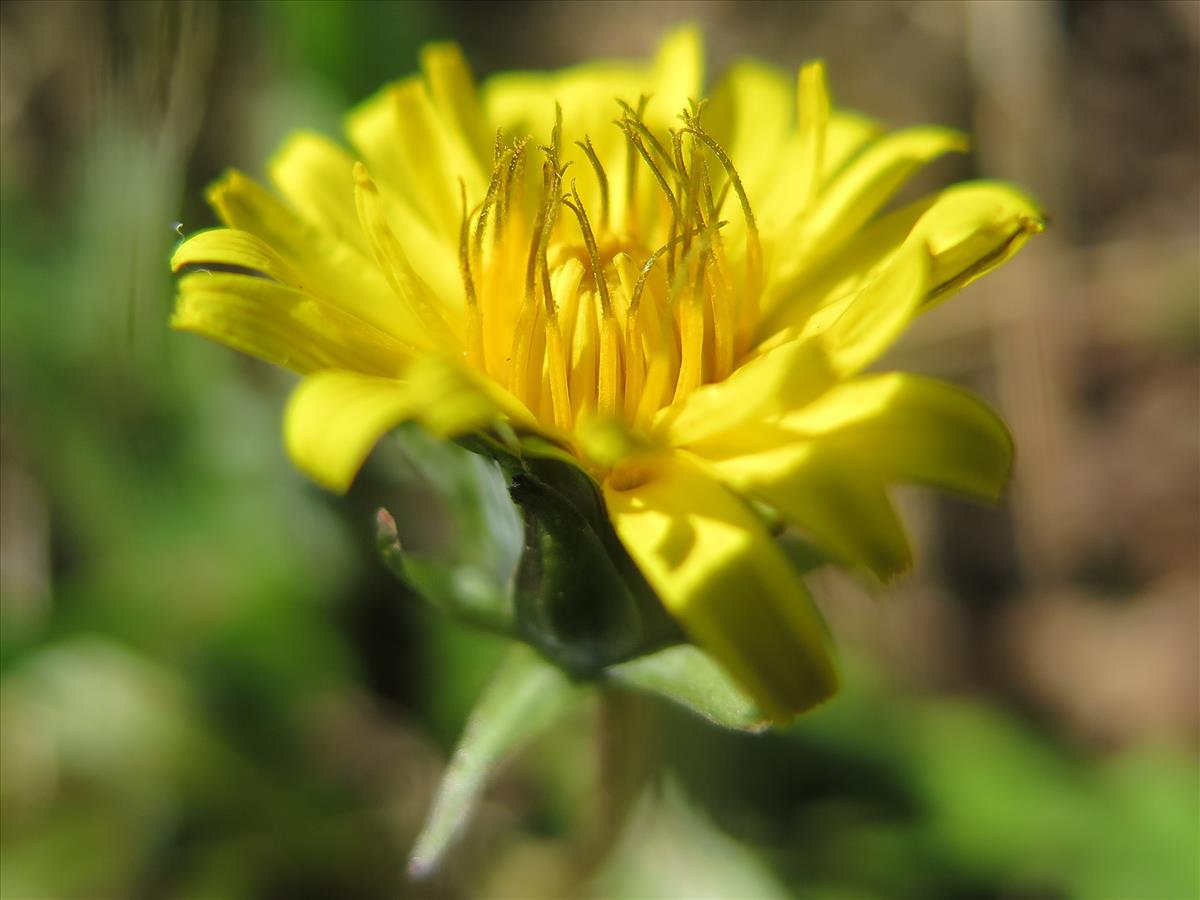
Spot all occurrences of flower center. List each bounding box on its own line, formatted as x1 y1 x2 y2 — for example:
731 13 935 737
458 100 761 440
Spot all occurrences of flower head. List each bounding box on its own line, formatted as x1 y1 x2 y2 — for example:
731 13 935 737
172 29 1042 722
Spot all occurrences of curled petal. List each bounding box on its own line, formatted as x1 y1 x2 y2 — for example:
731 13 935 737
761 181 1045 340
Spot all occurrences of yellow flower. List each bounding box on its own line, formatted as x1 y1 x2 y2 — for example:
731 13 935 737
172 29 1042 722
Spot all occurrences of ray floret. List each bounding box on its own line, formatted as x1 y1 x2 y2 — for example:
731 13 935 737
172 27 1043 721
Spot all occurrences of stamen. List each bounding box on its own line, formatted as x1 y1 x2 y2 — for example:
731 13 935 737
425 91 779 461
697 180 734 380
536 156 573 429
551 103 563 162
507 160 552 400
635 351 672 431
537 186 563 320
542 304 573 430
682 118 763 356
622 95 649 230
622 319 645 423
627 228 703 421
525 161 553 303
611 253 643 421
618 99 678 179
561 184 613 318
575 136 610 230
458 180 478 310
458 179 485 369
620 118 683 296
473 146 511 260
627 226 701 316
619 121 682 226
670 127 703 260
498 137 529 234
681 121 759 244
562 184 621 418
598 314 623 420
568 287 598 419
673 251 708 402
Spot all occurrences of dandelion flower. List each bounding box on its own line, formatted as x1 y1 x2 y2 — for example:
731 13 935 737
172 29 1043 722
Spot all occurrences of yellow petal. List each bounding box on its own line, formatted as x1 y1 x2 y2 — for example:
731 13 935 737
171 228 302 286
651 25 704 122
822 109 882 180
656 332 836 448
483 66 635 220
916 181 1045 307
779 372 1014 501
267 132 370 256
704 59 793 213
768 126 966 292
344 84 408 190
204 169 413 342
420 42 492 166
603 459 838 721
483 66 631 146
746 67 882 237
482 26 700 226
795 59 830 212
693 442 912 580
798 238 928 377
171 272 410 376
275 132 463 307
346 76 485 240
352 162 462 350
693 372 1013 578
286 371 424 492
285 361 529 493
760 181 1044 340
806 125 967 251
484 24 700 138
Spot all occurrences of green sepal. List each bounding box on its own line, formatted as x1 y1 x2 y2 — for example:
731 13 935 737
375 508 514 635
408 643 581 878
377 425 683 674
607 645 769 732
372 425 522 633
461 433 684 677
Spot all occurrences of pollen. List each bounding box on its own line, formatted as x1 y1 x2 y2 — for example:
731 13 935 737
456 100 759 445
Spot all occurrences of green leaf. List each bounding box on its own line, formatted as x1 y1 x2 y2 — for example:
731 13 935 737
607 645 769 732
407 643 581 879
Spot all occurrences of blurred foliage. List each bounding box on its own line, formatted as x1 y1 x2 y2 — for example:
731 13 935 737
1 1 1197 899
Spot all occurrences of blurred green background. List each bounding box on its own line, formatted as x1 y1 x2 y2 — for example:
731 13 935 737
1 2 1197 898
